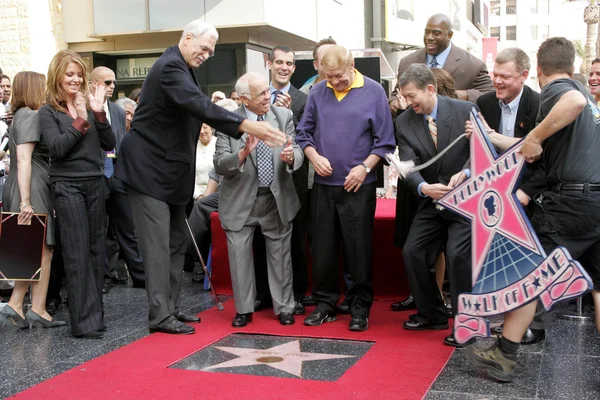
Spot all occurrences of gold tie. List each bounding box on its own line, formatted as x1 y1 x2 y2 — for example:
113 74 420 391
428 116 438 149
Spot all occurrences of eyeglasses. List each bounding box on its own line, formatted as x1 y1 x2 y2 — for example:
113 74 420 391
103 80 116 86
199 45 215 58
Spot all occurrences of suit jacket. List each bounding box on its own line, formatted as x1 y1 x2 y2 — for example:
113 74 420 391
214 106 303 232
476 86 545 198
115 45 245 206
396 95 475 212
395 44 494 102
288 84 309 195
107 101 127 153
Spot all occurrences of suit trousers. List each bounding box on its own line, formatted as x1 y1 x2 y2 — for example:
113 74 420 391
402 202 472 325
225 190 294 315
311 182 376 317
186 192 220 262
52 179 105 336
104 176 145 284
126 185 187 328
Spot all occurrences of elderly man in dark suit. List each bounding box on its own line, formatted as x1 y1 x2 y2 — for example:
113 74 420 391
214 72 303 327
254 45 311 315
390 13 493 114
115 19 287 335
90 67 146 292
396 64 475 347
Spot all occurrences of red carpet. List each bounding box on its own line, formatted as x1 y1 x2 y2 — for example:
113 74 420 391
210 198 410 300
11 300 454 400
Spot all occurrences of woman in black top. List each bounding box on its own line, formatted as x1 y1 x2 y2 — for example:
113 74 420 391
0 71 66 329
39 49 116 339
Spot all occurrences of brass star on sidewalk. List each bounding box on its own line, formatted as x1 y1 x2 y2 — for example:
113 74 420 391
204 340 356 377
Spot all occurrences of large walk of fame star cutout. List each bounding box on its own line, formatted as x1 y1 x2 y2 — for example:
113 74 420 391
437 112 543 286
170 334 374 381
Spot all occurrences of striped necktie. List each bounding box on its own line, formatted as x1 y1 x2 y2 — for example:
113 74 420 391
430 56 439 68
427 116 438 149
255 115 274 186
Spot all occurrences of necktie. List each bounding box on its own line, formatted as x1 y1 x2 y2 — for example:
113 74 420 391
272 90 281 104
255 115 274 186
430 56 439 69
104 153 114 178
427 116 438 150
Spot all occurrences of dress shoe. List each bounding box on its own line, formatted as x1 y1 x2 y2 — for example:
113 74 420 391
279 313 295 325
349 316 368 331
443 333 475 348
403 319 448 331
293 301 305 315
520 329 545 345
337 298 351 315
74 330 105 339
232 313 253 327
304 310 337 326
150 317 195 334
46 298 61 316
183 257 196 273
102 282 112 294
109 270 128 284
26 310 67 329
445 303 454 318
174 311 201 323
192 267 204 283
301 295 317 306
0 305 28 329
390 295 416 311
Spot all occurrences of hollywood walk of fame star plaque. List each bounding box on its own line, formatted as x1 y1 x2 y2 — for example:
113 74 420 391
436 110 594 344
169 334 373 381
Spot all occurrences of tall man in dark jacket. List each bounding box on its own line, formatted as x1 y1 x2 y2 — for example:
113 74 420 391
115 19 287 335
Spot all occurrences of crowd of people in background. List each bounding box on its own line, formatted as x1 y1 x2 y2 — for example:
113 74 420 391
1 12 599 385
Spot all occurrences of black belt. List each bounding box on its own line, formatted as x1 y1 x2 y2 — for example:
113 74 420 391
555 183 600 192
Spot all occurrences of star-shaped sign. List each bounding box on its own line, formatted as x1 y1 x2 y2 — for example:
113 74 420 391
204 340 355 378
437 113 543 286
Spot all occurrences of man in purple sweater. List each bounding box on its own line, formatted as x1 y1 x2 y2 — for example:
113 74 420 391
296 45 396 331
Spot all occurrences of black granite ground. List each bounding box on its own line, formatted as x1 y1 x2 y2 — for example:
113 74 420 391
1 276 598 399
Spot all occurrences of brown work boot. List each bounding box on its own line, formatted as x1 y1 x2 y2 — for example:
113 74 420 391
466 340 516 382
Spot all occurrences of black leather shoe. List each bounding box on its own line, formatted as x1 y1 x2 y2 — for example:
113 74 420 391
110 270 128 284
349 316 368 331
232 313 253 327
293 301 305 315
520 329 545 345
150 318 195 334
304 310 337 326
445 303 454 318
301 295 317 306
390 295 416 311
337 298 351 315
403 319 448 331
102 282 112 294
279 313 295 325
174 311 201 323
46 298 61 316
192 267 204 283
74 330 105 339
444 333 475 348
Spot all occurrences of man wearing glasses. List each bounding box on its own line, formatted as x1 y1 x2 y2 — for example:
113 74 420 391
115 19 287 335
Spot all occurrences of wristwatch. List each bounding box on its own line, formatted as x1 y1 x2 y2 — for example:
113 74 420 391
361 163 371 173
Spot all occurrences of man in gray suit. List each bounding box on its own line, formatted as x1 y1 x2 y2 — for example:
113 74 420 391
91 67 145 291
390 13 493 113
214 72 303 327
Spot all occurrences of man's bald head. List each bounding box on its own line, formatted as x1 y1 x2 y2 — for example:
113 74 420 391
91 66 116 100
423 13 453 56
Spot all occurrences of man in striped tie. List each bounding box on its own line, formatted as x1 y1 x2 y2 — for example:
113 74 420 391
395 63 477 347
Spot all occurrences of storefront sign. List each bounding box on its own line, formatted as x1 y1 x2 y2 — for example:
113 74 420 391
116 57 158 79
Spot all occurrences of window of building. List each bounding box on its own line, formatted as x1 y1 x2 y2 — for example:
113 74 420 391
533 0 550 14
541 25 550 40
531 25 538 40
490 0 501 16
506 26 517 41
491 27 500 39
506 0 517 15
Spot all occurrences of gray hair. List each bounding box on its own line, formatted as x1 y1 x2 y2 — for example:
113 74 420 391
181 19 219 40
495 47 530 73
235 72 267 99
398 63 437 91
215 98 239 111
115 96 137 110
